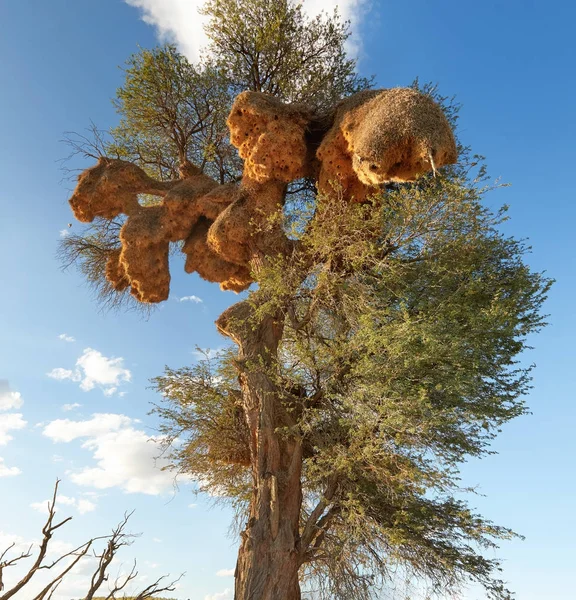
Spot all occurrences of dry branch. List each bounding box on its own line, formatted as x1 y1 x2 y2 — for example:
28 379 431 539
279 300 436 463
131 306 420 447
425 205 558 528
0 482 182 600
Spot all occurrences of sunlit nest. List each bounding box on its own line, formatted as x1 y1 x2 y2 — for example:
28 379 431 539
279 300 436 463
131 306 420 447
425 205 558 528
317 87 457 201
67 88 457 303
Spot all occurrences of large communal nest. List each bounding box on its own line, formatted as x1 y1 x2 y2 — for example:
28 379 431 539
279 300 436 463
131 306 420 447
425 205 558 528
317 87 457 201
67 88 457 303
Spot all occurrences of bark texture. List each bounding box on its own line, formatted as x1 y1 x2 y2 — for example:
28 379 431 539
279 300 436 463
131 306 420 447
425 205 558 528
217 301 303 600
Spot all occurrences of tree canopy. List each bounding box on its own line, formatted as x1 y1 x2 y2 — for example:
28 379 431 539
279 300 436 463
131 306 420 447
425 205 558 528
153 167 550 599
202 0 370 109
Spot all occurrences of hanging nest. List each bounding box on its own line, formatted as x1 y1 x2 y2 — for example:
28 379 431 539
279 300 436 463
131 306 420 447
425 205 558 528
207 178 287 269
317 87 458 201
67 88 458 303
69 157 174 222
105 248 130 292
161 176 220 241
119 206 170 303
227 91 313 183
183 219 253 293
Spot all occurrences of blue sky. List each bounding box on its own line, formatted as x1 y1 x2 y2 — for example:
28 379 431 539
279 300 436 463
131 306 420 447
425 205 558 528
0 0 574 598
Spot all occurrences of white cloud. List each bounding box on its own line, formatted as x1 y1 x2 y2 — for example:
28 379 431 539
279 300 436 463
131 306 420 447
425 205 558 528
0 380 23 411
216 568 234 578
47 348 131 395
43 414 133 443
205 589 233 600
124 0 369 63
47 368 77 381
59 229 70 238
30 493 97 517
80 491 101 498
0 457 21 477
178 295 203 303
0 531 29 555
58 495 77 506
61 403 82 412
43 414 180 496
0 413 27 445
58 333 75 343
30 500 51 513
188 502 198 509
72 429 176 495
124 0 209 63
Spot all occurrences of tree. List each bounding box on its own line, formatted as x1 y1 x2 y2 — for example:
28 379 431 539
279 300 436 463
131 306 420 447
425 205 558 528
60 2 551 599
149 167 548 599
0 481 181 600
202 0 370 110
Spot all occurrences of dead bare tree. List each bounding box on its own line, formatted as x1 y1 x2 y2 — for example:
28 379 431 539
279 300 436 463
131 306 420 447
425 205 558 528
0 481 182 600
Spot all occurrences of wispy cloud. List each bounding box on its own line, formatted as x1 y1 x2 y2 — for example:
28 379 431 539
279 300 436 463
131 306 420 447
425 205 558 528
58 333 76 343
192 347 224 361
0 413 27 446
47 348 131 396
61 403 82 412
59 229 70 238
0 457 21 477
43 413 182 495
177 295 203 303
205 589 232 600
124 0 209 62
216 568 234 578
43 413 133 443
0 531 28 553
0 380 23 411
31 494 96 515
124 0 369 62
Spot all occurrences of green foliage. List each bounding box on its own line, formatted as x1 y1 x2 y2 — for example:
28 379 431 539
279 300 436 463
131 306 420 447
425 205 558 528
154 170 550 599
152 350 251 512
109 45 236 183
202 0 371 110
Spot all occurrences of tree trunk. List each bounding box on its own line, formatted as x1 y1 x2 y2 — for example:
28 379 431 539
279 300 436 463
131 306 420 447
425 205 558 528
217 301 303 600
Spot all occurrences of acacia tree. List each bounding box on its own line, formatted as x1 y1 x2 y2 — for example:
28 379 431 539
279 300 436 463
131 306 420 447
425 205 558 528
60 1 550 599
